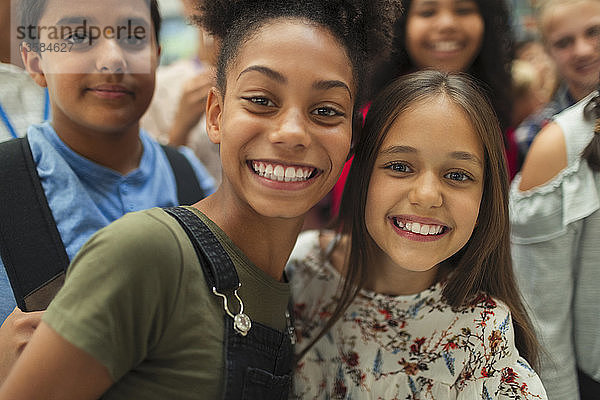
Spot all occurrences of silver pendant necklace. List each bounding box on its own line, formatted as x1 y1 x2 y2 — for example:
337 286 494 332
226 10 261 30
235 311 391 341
212 284 252 336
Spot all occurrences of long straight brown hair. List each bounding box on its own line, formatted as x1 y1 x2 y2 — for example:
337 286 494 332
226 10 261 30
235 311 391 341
300 70 540 368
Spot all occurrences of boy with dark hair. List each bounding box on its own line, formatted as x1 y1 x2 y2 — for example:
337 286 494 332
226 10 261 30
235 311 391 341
0 0 215 379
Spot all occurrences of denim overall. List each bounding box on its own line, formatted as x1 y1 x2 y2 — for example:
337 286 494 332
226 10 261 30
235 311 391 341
164 207 294 400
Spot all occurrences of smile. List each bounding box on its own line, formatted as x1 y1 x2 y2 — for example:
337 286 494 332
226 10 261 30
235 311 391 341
392 217 448 236
250 161 318 182
431 41 462 52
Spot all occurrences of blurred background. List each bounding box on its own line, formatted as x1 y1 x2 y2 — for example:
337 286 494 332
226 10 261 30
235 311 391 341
156 0 540 66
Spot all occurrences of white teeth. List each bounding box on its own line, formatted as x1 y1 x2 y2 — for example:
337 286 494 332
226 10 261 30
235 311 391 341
284 167 295 182
394 218 444 236
273 165 284 181
411 222 421 234
434 41 460 52
251 161 315 182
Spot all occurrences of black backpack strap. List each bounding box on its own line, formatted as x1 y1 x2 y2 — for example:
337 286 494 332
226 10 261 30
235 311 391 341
0 137 69 311
161 145 205 205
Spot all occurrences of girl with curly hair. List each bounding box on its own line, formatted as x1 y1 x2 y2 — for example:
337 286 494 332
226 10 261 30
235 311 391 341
0 0 400 399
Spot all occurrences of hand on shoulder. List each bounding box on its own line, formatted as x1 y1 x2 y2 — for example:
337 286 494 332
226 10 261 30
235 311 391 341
518 122 567 191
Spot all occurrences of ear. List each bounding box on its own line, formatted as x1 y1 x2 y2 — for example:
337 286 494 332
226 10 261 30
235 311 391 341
21 44 47 88
205 87 223 144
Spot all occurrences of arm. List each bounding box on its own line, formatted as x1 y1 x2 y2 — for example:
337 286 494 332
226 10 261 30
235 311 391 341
518 122 567 191
0 322 112 400
0 308 43 384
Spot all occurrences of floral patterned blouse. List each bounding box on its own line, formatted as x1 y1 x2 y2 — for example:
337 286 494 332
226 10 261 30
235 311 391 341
287 230 547 400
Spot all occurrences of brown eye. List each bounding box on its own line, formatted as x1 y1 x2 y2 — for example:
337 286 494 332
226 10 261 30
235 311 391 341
445 171 471 182
385 162 412 173
243 97 275 107
311 107 342 117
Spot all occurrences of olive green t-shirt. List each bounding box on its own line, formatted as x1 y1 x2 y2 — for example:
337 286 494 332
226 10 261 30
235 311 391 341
43 207 290 399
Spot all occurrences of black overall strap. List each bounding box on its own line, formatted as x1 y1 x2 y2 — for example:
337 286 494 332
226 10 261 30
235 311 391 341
165 206 294 400
160 145 205 206
0 137 69 311
163 206 239 292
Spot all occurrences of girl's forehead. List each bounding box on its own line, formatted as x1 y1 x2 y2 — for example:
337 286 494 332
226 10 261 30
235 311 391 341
228 19 355 90
240 19 343 55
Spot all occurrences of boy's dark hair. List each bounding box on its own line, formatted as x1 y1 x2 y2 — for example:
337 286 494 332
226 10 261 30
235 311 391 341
18 0 161 46
194 0 402 111
372 0 514 133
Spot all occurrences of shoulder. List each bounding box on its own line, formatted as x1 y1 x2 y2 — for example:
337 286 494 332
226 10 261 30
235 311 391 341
286 230 341 278
288 230 322 263
71 208 188 278
56 208 194 325
510 95 599 242
458 293 513 331
287 230 340 301
452 294 515 359
452 295 519 375
518 122 567 191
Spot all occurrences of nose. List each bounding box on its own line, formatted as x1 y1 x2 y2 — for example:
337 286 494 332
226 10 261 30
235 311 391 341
436 10 458 30
269 108 311 149
408 172 443 208
95 39 127 73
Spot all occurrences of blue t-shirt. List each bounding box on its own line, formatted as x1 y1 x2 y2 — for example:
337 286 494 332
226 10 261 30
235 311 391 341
0 122 216 321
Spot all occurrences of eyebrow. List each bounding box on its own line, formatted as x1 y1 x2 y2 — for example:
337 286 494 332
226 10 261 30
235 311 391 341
450 151 483 167
122 17 150 27
238 65 352 98
313 80 352 99
238 65 286 83
380 145 417 155
55 16 91 25
379 145 483 166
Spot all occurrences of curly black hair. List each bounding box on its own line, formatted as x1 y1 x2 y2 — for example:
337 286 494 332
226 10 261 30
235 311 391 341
373 0 514 133
193 0 402 108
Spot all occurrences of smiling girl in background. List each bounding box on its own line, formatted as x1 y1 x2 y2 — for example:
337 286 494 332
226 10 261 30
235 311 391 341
376 0 513 132
289 71 547 399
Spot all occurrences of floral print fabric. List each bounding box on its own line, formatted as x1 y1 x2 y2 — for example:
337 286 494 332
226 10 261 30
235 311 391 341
289 231 547 399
